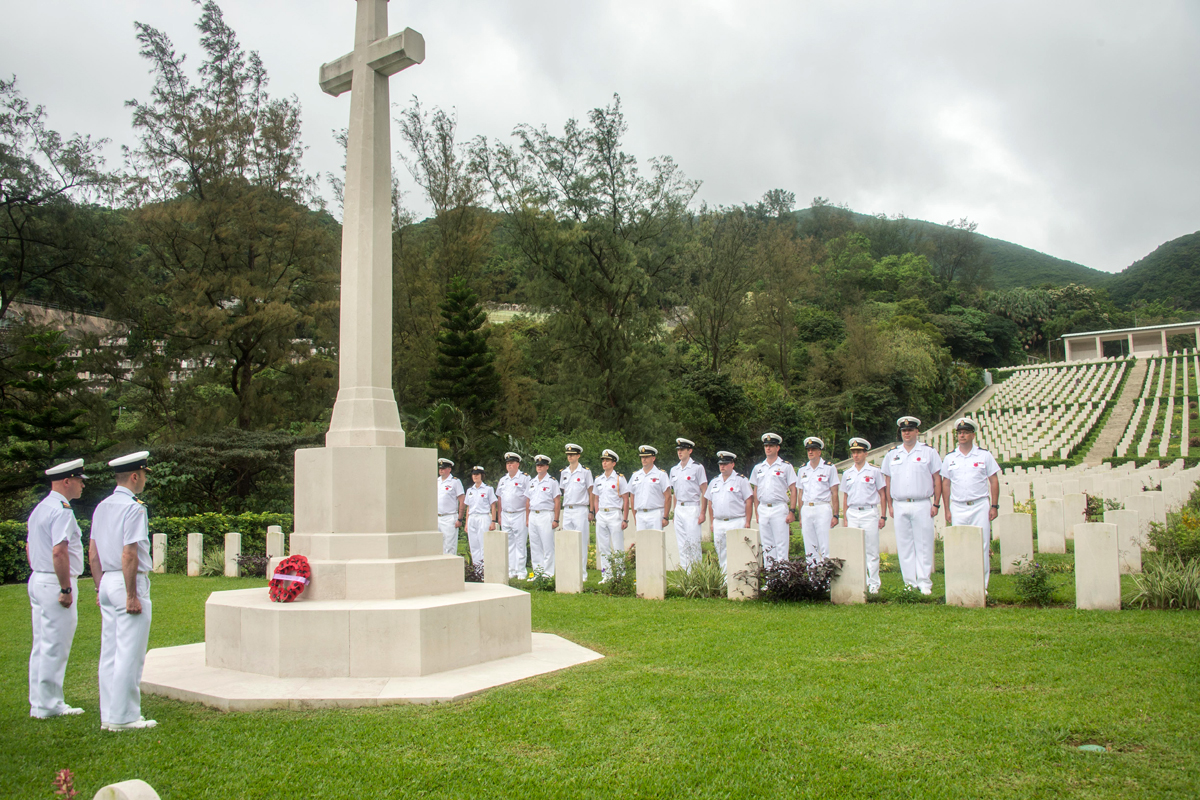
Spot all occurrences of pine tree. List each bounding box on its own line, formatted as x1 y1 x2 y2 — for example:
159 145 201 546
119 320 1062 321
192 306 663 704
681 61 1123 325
428 278 499 431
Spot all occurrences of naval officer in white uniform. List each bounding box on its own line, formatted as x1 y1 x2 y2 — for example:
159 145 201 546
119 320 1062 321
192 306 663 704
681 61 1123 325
496 453 530 578
668 438 708 570
705 451 753 573
592 449 629 582
941 418 1001 590
796 436 840 561
628 446 671 532
436 458 465 555
750 433 797 564
90 451 157 731
881 417 943 595
27 458 88 719
841 438 888 594
559 443 594 574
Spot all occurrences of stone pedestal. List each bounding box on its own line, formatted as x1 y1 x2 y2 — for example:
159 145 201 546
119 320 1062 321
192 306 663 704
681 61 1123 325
266 525 286 560
93 779 160 800
554 529 583 594
633 529 665 600
187 533 203 577
879 518 897 555
484 528 508 585
995 513 1033 574
829 526 865 605
1037 498 1066 554
726 528 760 600
663 520 681 572
1163 476 1187 511
224 532 242 578
1074 522 1121 611
998 495 1014 515
1104 509 1142 574
1062 479 1080 495
943 525 986 608
1063 493 1087 540
152 533 166 574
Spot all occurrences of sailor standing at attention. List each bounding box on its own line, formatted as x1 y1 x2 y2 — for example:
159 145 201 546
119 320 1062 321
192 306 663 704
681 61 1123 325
525 455 561 577
628 445 672 532
841 438 888 594
591 449 629 582
796 436 840 561
881 417 943 595
750 433 797 564
436 459 465 556
668 438 708 570
26 458 88 719
90 451 157 731
559 443 594 575
463 467 497 567
940 418 1001 590
704 451 753 572
496 453 530 579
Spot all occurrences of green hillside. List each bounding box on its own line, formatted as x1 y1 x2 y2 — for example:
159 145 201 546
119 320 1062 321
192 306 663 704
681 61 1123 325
1107 231 1200 311
975 233 1110 290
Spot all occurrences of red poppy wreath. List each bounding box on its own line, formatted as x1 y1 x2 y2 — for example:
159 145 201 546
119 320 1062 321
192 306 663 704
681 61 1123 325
269 555 311 602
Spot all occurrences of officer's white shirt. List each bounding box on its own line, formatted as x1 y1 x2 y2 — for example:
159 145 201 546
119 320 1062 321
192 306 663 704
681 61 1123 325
559 464 593 506
26 490 84 576
705 471 753 519
669 459 708 504
797 459 840 504
497 471 530 512
880 442 942 500
593 471 629 509
749 458 796 504
92 486 151 573
841 462 884 507
464 483 497 515
628 465 669 510
437 475 464 515
525 473 561 511
941 444 1000 501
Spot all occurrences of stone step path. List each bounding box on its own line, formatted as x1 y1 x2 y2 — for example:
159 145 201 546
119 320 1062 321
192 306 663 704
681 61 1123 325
1084 358 1149 464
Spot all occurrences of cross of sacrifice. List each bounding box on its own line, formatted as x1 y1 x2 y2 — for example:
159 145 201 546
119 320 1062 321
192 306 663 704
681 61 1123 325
318 1 424 448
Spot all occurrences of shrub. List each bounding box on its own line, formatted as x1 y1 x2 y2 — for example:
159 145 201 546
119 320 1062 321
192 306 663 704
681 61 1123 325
237 553 270 578
1012 557 1060 606
1086 495 1122 522
600 550 634 596
200 548 226 577
754 557 843 602
872 584 934 604
1128 556 1200 609
878 553 897 573
464 560 485 583
525 569 555 592
666 555 726 598
1145 510 1200 564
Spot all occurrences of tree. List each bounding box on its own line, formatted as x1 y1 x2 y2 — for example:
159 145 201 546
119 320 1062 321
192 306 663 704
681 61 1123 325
0 78 121 321
927 218 992 290
121 2 338 431
749 221 818 388
429 277 500 434
471 95 697 436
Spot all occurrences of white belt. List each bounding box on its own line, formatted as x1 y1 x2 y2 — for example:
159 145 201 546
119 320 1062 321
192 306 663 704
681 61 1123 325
759 501 786 507
955 498 988 506
849 505 875 511
469 512 490 516
896 498 930 502
564 503 588 508
531 509 552 514
677 501 697 507
636 508 663 513
502 508 525 515
438 512 456 517
803 502 830 507
715 517 738 522
599 507 619 512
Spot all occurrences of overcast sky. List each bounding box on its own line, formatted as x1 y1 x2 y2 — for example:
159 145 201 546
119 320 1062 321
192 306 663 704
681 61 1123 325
3 0 1198 273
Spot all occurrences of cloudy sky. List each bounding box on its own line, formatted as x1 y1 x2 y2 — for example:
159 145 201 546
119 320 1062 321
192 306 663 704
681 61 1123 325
3 0 1197 273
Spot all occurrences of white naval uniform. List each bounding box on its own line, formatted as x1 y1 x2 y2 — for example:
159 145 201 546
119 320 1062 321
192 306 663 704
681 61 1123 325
797 459 839 561
841 463 885 592
750 458 796 564
92 486 153 726
525 474 561 577
705 471 753 573
592 471 629 580
941 444 1001 590
436 475 465 555
463 483 497 566
669 459 708 570
559 464 594 574
628 466 670 532
497 471 530 578
882 442 942 593
26 490 83 718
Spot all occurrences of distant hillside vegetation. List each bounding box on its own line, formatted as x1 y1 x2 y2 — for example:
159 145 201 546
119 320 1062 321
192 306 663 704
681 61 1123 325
974 234 1110 290
1106 231 1200 312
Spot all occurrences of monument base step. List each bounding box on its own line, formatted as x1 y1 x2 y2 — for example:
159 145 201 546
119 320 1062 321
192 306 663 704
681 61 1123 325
143 634 602 711
267 554 464 600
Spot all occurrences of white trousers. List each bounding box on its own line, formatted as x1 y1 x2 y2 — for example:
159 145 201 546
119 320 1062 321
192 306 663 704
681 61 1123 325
895 499 935 592
951 499 993 590
800 503 833 561
501 510 528 578
758 503 790 564
712 517 741 573
28 573 78 717
594 509 625 580
528 510 555 577
98 572 152 726
466 513 489 565
438 513 458 556
674 503 702 570
846 507 882 593
562 505 590 573
634 509 663 532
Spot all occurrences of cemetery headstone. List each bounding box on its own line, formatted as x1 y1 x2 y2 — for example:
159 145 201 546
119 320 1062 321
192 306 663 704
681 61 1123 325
995 513 1034 575
829 526 866 605
1104 509 1142 574
1037 498 1066 554
633 529 666 600
152 533 166 574
726 528 760 600
1074 522 1121 611
224 532 241 578
943 525 986 608
187 532 203 577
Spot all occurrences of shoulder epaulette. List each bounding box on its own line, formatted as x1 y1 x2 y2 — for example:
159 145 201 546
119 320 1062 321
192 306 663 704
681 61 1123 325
61 501 71 509
135 498 147 505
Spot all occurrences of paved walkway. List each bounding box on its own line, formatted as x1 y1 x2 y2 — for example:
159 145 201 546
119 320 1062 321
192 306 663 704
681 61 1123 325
1084 358 1148 464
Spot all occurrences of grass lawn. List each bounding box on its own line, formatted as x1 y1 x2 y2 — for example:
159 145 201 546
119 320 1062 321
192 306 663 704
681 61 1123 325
4 569 1200 799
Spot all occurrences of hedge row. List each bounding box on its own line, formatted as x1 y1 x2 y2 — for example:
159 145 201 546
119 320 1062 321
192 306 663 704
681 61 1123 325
1 512 293 584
